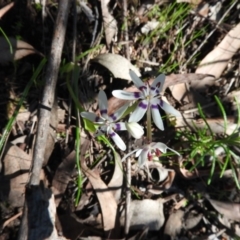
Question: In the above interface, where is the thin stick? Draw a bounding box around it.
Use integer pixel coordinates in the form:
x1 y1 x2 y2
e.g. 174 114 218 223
66 0 78 144
2 211 23 230
124 156 131 237
123 0 130 60
18 0 71 239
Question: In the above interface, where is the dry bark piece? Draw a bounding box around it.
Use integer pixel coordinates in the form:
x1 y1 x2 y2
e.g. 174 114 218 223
120 199 165 231
23 185 66 240
0 37 43 64
91 53 141 81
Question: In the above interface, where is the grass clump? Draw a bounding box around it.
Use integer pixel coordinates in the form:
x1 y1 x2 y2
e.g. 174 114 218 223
176 96 240 189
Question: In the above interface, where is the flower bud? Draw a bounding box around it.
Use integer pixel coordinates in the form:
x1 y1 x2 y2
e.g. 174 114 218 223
125 122 144 139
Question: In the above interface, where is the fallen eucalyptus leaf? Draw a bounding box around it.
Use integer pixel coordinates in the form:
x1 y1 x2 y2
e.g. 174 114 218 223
91 53 141 81
82 163 120 237
0 2 14 18
207 197 240 221
0 37 43 64
101 0 117 47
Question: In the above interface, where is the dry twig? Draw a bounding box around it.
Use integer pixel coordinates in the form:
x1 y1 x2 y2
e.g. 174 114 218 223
18 0 71 239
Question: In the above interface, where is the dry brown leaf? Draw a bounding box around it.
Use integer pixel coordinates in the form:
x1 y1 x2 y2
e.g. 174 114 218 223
82 164 119 236
52 138 90 207
207 197 240 221
101 0 117 47
164 209 184 238
193 22 240 88
92 53 141 81
170 20 240 101
107 152 123 201
175 116 237 135
0 37 43 64
177 0 203 4
0 144 31 207
0 2 14 18
51 151 77 207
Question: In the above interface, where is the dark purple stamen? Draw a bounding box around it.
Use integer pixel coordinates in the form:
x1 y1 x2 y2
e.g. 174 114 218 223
110 114 117 121
100 109 108 115
151 104 158 109
159 99 164 107
95 116 100 122
156 82 161 88
139 101 148 109
139 86 147 92
114 123 121 131
134 92 141 98
109 131 116 137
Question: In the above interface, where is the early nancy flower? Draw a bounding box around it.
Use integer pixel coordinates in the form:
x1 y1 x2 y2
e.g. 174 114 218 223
81 90 143 151
112 70 181 130
122 142 180 167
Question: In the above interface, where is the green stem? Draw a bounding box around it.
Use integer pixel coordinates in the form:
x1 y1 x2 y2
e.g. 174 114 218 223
146 106 152 143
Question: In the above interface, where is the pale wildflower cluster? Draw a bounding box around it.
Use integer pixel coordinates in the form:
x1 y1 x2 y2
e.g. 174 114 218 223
81 70 181 166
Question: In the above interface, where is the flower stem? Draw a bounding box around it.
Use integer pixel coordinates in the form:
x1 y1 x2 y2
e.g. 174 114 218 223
146 106 152 143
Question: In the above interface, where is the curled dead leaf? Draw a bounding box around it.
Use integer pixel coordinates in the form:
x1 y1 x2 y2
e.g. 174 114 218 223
0 2 14 18
146 162 176 194
207 197 240 221
0 37 44 64
91 53 141 81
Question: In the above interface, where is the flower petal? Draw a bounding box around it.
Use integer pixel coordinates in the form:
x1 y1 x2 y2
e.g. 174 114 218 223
138 146 149 166
112 122 127 131
151 74 165 93
135 148 143 157
112 90 143 100
151 142 168 153
151 104 164 131
109 103 129 121
81 112 105 123
159 99 181 117
98 90 108 118
122 149 138 162
129 69 145 89
125 122 144 139
153 142 180 156
109 129 126 151
129 100 148 123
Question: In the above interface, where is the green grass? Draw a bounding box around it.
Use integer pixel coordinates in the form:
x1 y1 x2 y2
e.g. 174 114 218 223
175 96 240 188
135 1 208 73
0 58 47 158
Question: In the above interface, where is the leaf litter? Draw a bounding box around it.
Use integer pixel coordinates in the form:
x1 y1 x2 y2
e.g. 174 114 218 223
0 0 240 239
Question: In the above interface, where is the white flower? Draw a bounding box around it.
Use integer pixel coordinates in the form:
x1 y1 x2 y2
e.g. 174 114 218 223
112 70 181 130
81 90 128 151
125 122 144 139
122 142 180 167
